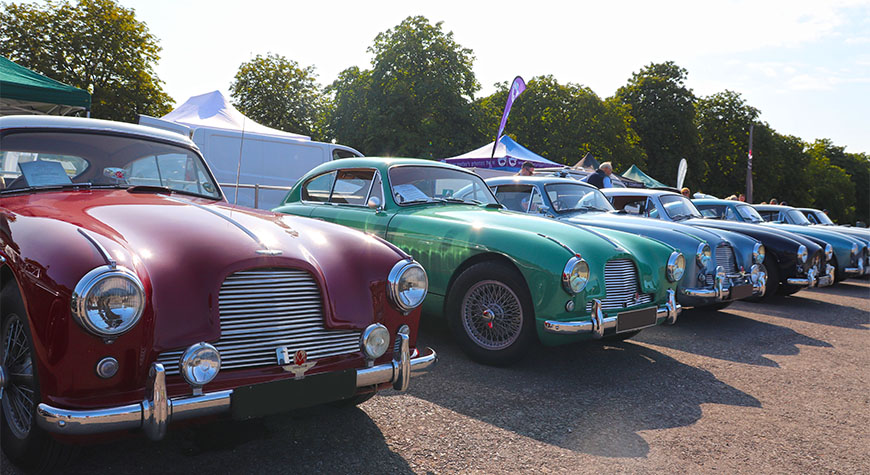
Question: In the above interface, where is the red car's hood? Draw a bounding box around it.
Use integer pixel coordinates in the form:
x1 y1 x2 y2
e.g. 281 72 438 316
2 189 408 350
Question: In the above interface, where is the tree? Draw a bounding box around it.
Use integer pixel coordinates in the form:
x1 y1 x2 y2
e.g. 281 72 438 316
474 75 646 171
230 53 328 140
805 140 860 224
327 16 480 157
0 0 173 122
615 62 699 186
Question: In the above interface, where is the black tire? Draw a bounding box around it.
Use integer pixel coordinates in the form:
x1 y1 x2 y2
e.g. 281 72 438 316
330 392 376 408
1 284 76 473
601 330 642 342
831 256 847 283
746 262 779 302
446 261 535 366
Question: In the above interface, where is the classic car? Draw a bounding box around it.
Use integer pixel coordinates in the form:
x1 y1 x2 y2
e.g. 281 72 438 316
0 116 436 471
273 158 683 366
482 176 766 308
696 201 867 281
602 190 831 297
796 208 870 250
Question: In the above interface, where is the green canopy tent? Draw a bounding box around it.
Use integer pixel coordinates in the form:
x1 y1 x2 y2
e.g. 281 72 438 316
0 56 90 116
621 164 676 190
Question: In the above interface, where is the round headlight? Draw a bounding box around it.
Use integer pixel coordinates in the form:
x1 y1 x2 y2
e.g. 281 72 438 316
797 245 808 264
180 342 221 387
696 243 712 268
562 256 590 294
851 242 859 256
388 260 428 312
667 252 686 283
361 324 390 360
71 265 145 338
753 243 766 264
824 244 833 261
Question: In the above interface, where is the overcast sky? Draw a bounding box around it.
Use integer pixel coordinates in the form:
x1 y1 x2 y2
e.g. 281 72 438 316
121 0 870 154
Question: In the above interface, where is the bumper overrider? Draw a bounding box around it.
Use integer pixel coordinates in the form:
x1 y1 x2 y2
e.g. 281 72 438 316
788 264 835 288
35 335 436 440
543 289 681 336
844 256 865 276
682 265 766 300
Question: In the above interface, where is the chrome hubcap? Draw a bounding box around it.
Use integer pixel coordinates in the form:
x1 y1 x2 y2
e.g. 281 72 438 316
461 280 523 351
2 315 35 438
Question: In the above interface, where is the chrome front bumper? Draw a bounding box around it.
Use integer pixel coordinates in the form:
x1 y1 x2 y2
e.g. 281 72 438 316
36 337 436 440
787 264 835 288
844 258 865 276
543 289 681 336
682 265 766 300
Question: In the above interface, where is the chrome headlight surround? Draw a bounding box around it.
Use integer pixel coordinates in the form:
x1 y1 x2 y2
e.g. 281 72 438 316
361 323 390 360
666 252 686 283
387 260 428 313
71 265 145 339
824 244 833 261
796 245 808 266
696 243 712 269
752 243 766 264
179 342 221 393
562 256 590 294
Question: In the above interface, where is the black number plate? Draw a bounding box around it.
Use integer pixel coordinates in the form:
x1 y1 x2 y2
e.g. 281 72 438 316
616 307 657 333
231 369 357 420
730 284 753 300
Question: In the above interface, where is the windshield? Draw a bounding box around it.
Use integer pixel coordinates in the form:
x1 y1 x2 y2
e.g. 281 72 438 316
544 183 613 213
0 131 221 199
808 210 834 225
786 209 811 225
736 204 764 223
388 166 497 205
660 194 702 220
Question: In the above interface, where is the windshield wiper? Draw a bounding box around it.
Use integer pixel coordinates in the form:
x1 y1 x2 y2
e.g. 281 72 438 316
1 182 92 194
670 214 693 221
126 184 218 200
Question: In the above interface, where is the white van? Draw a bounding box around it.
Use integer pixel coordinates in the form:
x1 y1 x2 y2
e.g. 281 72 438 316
138 92 362 210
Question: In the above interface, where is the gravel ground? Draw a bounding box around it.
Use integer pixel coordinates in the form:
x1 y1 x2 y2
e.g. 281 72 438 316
2 280 868 474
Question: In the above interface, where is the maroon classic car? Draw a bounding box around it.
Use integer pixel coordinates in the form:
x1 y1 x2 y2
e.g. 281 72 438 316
0 116 435 470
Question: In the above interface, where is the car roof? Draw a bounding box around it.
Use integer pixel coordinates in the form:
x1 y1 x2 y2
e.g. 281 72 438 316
0 115 197 148
796 207 819 213
322 156 470 172
600 188 678 197
753 204 795 211
694 199 749 205
485 175 595 187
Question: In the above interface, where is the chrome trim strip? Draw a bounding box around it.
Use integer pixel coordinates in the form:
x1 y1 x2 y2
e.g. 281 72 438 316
77 228 116 268
36 347 436 438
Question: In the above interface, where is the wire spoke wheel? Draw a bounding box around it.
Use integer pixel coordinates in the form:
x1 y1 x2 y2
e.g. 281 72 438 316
461 280 524 351
2 315 34 439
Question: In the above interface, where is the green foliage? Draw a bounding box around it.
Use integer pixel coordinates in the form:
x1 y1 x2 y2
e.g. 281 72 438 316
0 0 172 122
327 16 480 157
615 61 699 187
474 75 646 171
230 53 327 140
805 140 862 224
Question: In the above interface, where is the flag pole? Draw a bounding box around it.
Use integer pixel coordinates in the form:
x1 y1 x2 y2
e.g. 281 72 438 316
746 124 754 203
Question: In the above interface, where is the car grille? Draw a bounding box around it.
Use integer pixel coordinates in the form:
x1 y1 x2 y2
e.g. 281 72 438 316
156 268 362 376
715 244 738 273
586 259 653 312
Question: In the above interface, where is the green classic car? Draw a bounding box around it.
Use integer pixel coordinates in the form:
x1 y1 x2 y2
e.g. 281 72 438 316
274 158 682 365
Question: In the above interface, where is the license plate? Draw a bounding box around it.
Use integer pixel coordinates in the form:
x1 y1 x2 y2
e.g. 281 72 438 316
730 284 753 300
616 307 657 333
231 369 357 420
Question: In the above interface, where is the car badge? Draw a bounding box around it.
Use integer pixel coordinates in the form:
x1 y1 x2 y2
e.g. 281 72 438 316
276 347 316 380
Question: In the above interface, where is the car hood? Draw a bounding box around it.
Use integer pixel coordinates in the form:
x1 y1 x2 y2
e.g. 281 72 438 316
559 211 728 246
3 190 408 350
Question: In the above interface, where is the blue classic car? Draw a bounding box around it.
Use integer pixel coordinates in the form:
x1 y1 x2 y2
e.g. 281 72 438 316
602 190 831 297
482 176 766 309
694 200 867 281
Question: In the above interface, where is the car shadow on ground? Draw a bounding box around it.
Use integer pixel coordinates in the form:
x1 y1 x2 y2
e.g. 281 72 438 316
636 304 832 367
740 289 870 330
42 404 414 474
396 317 761 459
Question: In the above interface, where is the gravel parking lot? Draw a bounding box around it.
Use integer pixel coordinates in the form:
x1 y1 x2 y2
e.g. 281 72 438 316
3 281 868 474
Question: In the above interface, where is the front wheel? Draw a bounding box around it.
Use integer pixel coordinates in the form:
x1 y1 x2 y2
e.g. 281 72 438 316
1 285 75 473
446 261 536 366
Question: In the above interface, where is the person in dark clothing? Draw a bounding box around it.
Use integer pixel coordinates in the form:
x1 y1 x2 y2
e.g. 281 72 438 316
584 162 613 189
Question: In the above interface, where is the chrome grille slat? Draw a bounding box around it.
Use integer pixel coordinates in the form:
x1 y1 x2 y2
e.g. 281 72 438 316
586 259 654 312
156 268 362 376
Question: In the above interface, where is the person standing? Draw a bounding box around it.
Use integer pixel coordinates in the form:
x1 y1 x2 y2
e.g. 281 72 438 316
517 161 535 176
584 162 613 189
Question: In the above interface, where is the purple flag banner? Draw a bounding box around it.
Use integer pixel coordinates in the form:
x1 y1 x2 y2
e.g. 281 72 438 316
491 76 526 158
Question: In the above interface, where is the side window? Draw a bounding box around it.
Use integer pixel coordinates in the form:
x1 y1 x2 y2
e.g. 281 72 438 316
368 171 384 205
619 197 647 215
528 188 544 213
724 206 738 220
332 149 359 160
806 213 818 224
493 184 535 212
302 171 336 202
331 169 375 205
645 199 659 218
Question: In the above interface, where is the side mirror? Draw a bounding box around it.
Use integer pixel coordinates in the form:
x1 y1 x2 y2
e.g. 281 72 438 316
367 196 382 210
537 205 550 214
